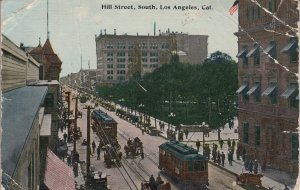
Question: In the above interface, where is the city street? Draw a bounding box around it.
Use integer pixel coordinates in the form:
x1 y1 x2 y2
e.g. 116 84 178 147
65 92 245 190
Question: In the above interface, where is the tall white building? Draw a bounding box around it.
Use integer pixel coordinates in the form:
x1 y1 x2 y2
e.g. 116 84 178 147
95 30 208 85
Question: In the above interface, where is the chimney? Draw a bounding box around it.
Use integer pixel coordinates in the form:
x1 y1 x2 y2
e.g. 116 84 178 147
114 29 116 35
137 32 139 36
154 22 156 36
20 43 25 51
100 29 103 35
148 33 149 36
104 29 106 35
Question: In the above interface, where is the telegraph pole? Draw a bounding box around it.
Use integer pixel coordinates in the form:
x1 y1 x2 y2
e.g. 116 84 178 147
84 105 94 185
73 96 79 152
65 91 71 140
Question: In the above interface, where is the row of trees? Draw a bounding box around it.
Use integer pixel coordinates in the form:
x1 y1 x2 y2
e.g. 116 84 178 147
96 51 238 131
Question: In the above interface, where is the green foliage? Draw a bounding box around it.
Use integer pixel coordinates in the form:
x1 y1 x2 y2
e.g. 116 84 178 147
97 51 238 128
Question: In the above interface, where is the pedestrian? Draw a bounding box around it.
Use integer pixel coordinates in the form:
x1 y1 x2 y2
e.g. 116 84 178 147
227 138 231 148
184 130 189 139
261 160 266 173
249 160 253 173
92 140 96 153
63 132 68 142
217 151 221 165
162 123 165 131
253 160 258 174
219 139 224 149
97 146 101 160
207 145 211 159
228 151 233 166
221 152 225 167
149 175 156 190
196 139 200 151
232 139 236 150
159 122 162 131
283 184 289 190
67 154 72 166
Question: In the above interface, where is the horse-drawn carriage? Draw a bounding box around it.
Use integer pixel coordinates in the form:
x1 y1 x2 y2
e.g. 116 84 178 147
141 181 171 190
124 137 144 158
103 144 122 168
236 172 263 188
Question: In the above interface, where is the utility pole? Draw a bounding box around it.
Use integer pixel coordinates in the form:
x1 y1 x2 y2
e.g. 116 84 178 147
84 105 94 185
65 91 71 140
73 96 79 152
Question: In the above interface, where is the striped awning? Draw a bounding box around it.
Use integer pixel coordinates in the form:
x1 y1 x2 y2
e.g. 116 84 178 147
44 149 75 190
236 84 248 94
281 85 298 99
262 84 276 96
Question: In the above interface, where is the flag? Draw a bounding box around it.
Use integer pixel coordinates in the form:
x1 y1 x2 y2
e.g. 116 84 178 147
229 0 239 15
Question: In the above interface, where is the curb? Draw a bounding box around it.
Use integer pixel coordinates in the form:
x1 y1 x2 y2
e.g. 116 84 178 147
208 160 238 177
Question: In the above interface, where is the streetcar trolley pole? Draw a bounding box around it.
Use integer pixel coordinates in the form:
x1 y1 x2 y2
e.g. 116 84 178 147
84 105 94 185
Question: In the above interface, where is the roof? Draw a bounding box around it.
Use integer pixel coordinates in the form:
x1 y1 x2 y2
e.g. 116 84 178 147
44 149 75 190
92 109 117 124
2 86 48 176
28 80 60 86
159 141 207 161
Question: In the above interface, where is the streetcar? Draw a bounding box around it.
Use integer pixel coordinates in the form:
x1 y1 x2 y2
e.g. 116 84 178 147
158 141 209 190
91 109 118 147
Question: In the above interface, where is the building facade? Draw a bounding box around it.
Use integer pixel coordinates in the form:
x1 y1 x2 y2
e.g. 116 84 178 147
235 0 299 176
95 30 208 85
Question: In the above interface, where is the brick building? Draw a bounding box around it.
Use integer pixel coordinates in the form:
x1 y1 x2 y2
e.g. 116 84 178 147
95 30 208 85
29 39 62 81
235 0 299 176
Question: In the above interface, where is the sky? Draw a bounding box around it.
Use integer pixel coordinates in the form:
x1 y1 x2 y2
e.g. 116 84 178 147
3 0 239 77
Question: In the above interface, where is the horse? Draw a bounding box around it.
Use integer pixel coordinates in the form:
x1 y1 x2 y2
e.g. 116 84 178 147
158 182 171 190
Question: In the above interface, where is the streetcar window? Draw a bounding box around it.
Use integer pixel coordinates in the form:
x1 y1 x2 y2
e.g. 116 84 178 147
188 161 206 171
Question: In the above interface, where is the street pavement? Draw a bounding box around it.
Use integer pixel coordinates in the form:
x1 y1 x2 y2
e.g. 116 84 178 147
59 88 297 190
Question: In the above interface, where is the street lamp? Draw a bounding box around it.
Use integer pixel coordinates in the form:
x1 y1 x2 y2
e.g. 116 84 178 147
200 122 210 150
168 112 176 130
138 104 145 123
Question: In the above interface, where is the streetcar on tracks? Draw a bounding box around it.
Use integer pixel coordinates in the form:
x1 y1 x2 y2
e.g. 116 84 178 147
158 141 209 190
91 109 118 148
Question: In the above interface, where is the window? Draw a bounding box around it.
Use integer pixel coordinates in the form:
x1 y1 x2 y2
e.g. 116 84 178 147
262 83 278 105
150 52 158 57
107 76 113 80
290 51 298 64
117 43 126 49
128 42 134 49
117 64 126 68
292 133 299 160
150 43 158 49
142 52 147 57
117 58 126 62
253 46 260 65
107 52 113 57
150 58 159 62
117 76 125 81
247 82 261 102
117 52 126 57
117 70 126 74
162 43 170 49
107 58 113 62
237 45 248 66
268 0 277 13
106 43 114 49
45 93 54 107
281 84 299 108
142 58 148 62
107 70 113 74
243 123 249 143
255 126 260 146
107 64 113 69
141 43 147 49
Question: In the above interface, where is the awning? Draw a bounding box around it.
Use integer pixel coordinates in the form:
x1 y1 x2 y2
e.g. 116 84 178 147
265 43 275 54
40 114 52 136
262 84 276 96
246 45 259 57
247 84 260 95
236 84 248 94
281 40 298 53
44 149 75 190
281 85 298 99
236 48 247 58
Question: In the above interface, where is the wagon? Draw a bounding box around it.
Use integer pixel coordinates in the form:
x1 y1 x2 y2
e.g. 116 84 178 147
236 173 263 187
